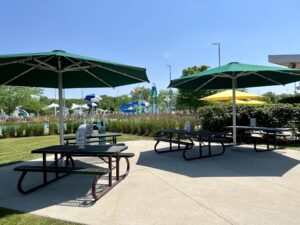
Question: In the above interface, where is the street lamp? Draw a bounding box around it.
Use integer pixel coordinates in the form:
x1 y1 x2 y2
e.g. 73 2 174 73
166 65 172 113
212 43 221 67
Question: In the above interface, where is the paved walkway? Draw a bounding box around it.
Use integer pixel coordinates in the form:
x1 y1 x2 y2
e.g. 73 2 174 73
1 141 300 225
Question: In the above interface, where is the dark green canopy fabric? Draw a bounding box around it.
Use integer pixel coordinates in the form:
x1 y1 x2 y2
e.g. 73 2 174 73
169 62 300 90
0 50 149 145
0 50 149 88
169 62 300 149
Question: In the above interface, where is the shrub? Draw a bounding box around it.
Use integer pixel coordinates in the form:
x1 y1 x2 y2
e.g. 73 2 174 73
198 104 300 132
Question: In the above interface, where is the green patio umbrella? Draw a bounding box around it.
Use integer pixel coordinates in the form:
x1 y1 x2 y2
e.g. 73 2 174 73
0 50 149 144
169 62 300 149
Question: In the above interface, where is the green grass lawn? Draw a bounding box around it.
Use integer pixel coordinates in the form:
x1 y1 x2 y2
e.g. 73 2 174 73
0 133 152 167
0 207 80 225
0 133 151 224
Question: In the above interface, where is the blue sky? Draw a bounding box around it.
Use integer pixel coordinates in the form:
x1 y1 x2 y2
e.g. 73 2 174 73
1 0 300 98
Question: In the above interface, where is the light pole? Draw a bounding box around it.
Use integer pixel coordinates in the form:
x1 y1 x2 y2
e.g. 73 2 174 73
212 43 221 66
166 65 172 113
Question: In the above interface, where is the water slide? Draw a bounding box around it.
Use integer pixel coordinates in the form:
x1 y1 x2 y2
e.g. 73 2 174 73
119 100 146 114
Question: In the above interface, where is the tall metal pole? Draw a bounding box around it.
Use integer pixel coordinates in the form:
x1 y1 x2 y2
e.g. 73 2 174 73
166 65 172 113
232 76 237 149
212 43 221 66
57 57 64 145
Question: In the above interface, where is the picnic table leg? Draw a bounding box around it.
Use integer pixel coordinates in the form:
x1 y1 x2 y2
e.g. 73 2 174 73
169 133 172 151
199 135 203 158
208 136 212 156
43 153 47 184
116 154 120 181
54 153 58 178
274 132 277 149
108 156 112 186
266 132 270 150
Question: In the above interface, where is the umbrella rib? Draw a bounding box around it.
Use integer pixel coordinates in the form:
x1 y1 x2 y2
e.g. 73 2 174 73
62 57 93 71
65 66 92 72
63 57 113 87
195 76 218 91
86 61 147 82
253 72 283 85
1 67 35 85
23 56 57 71
171 75 204 87
271 70 300 77
0 57 33 67
84 69 113 87
1 56 55 85
23 62 56 71
235 71 254 77
33 56 56 70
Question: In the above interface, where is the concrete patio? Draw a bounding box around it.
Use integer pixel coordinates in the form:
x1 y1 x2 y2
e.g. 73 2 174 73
1 140 300 225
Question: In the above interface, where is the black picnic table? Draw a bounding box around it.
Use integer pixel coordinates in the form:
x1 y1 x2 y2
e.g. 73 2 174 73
225 126 293 151
64 132 122 145
14 144 134 200
154 129 232 160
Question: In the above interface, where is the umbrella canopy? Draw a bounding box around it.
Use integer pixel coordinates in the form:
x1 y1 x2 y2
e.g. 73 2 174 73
0 50 149 144
87 102 97 107
169 62 300 89
169 62 300 149
245 100 267 105
200 90 262 101
42 102 59 110
71 103 92 110
91 96 102 102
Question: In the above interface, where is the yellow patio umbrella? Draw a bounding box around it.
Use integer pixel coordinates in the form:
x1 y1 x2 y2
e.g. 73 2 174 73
235 99 248 104
245 100 267 105
200 90 262 101
234 99 267 105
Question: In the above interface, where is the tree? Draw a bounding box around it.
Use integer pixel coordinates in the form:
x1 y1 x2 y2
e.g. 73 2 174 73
0 86 43 115
158 89 177 112
130 86 151 102
175 65 217 111
262 92 280 103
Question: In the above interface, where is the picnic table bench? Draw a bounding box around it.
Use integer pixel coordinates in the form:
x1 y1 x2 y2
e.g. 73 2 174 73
14 145 134 201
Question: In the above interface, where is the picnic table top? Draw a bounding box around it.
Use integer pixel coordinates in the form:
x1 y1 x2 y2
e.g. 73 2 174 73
64 132 122 140
31 144 128 156
158 129 223 137
225 126 292 132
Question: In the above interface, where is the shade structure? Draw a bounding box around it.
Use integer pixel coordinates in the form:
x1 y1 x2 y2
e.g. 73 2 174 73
87 102 97 107
71 103 89 110
169 62 300 149
200 90 262 101
42 102 59 115
245 100 267 105
235 99 248 104
0 50 149 145
42 102 59 110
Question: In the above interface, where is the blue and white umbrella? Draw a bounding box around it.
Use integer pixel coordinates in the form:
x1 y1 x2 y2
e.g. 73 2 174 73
85 94 102 102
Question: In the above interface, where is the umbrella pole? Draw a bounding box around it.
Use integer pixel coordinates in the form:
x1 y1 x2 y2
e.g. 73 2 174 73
232 76 237 149
58 71 64 146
